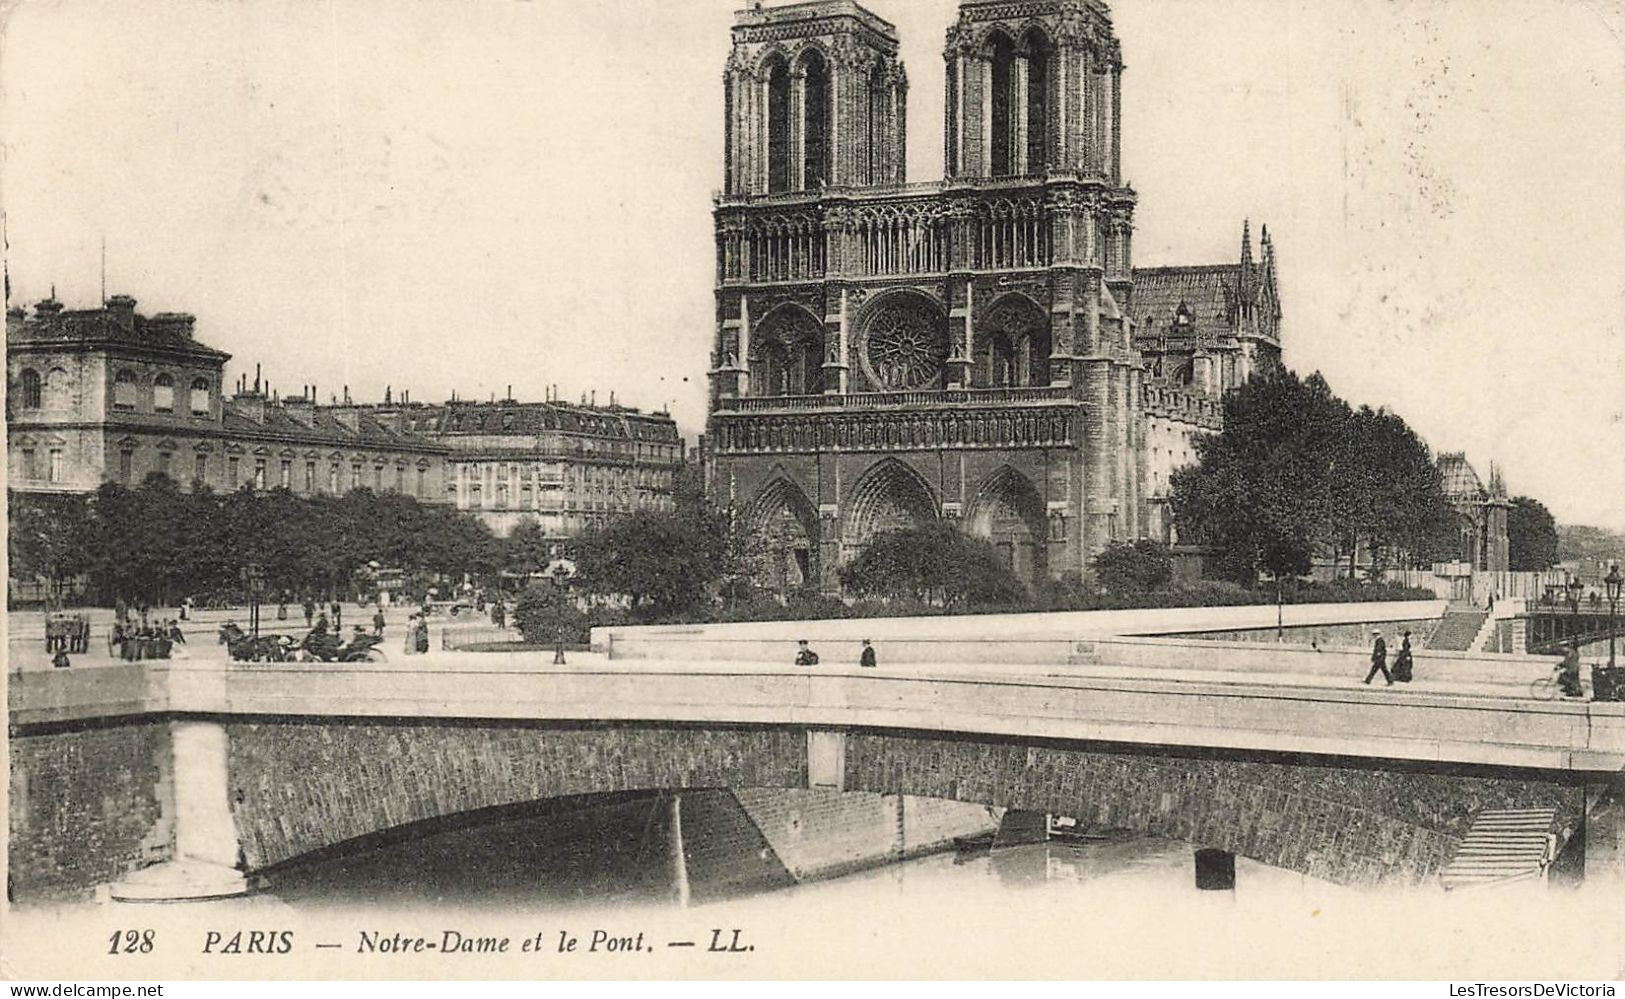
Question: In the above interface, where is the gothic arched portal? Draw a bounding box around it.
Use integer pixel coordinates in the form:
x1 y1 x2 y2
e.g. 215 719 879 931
743 476 820 594
966 465 1048 586
844 458 938 558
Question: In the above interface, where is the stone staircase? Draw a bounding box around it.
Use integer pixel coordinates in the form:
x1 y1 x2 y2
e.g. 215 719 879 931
1439 808 1557 891
1429 607 1491 651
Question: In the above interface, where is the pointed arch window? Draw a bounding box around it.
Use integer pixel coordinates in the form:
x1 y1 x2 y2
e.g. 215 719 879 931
765 56 792 194
1023 29 1053 172
802 50 831 189
988 33 1016 177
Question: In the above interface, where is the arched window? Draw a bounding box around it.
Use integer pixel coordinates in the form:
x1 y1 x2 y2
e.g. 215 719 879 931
190 378 210 415
153 373 175 412
113 370 140 411
1023 29 1053 173
988 32 1016 177
802 50 831 189
44 368 70 410
765 56 792 194
19 369 41 409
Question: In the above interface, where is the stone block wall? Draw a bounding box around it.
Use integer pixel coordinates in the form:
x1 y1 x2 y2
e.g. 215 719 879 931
1165 617 1442 649
9 722 174 901
843 732 1583 886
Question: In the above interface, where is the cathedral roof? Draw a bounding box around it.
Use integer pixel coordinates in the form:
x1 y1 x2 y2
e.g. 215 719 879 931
1437 452 1486 499
1131 265 1242 343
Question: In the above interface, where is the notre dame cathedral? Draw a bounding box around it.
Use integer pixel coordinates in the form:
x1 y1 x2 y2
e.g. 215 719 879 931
705 0 1282 593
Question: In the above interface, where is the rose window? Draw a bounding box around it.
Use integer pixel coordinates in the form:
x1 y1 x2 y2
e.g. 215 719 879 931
864 303 947 390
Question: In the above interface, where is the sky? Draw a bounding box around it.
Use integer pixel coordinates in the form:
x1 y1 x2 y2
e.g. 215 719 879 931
3 0 1622 529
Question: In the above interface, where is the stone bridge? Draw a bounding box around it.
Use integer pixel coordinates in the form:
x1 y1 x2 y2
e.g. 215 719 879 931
10 645 1624 901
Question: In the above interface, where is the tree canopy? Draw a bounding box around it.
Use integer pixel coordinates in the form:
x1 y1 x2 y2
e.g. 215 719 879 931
1170 368 1455 584
839 522 1026 607
1091 540 1174 594
1507 495 1560 571
9 477 502 606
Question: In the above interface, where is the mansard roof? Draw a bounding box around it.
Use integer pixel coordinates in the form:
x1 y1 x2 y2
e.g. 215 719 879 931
220 402 446 452
401 401 681 443
6 299 228 363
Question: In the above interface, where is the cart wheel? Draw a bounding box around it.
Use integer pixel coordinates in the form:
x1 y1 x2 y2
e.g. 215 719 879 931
364 647 388 663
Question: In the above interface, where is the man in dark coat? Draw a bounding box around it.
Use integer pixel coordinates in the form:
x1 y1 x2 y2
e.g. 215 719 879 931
859 639 877 668
794 640 820 666
1363 629 1393 686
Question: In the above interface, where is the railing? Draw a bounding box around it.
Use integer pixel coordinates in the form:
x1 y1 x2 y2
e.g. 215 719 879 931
715 385 1074 413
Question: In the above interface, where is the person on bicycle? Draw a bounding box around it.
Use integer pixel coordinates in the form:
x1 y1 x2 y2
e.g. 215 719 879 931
1558 643 1584 698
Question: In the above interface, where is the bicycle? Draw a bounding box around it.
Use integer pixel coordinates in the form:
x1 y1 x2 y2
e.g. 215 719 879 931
1530 665 1582 701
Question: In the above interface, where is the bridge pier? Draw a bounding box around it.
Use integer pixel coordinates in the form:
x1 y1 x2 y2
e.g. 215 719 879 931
1194 848 1236 891
109 721 246 902
1583 773 1625 889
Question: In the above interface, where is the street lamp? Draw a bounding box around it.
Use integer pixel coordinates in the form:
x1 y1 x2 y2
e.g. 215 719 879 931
1567 576 1585 615
1606 563 1622 670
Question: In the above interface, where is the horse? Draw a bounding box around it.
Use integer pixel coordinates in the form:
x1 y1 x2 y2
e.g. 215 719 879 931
217 622 293 662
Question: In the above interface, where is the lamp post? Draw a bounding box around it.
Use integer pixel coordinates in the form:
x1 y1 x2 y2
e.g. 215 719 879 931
1606 563 1621 670
240 563 265 639
1568 576 1585 616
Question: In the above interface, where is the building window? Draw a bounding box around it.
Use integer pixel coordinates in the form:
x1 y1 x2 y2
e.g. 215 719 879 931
228 456 240 487
496 483 509 509
305 461 316 493
351 462 362 489
417 467 427 498
253 458 267 490
280 459 292 489
49 449 63 484
21 448 36 479
158 451 173 478
329 463 340 493
119 449 134 483
44 368 70 410
153 374 175 412
374 464 383 491
194 454 207 484
19 370 41 409
113 370 140 411
190 378 210 415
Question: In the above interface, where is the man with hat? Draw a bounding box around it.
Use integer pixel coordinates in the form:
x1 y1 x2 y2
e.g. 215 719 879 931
1363 629 1393 686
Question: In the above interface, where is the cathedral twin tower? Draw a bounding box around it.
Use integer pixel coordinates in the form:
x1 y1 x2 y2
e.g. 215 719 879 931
706 0 1281 595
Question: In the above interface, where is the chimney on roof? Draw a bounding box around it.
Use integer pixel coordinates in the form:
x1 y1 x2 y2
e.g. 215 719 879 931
105 294 137 330
148 312 196 340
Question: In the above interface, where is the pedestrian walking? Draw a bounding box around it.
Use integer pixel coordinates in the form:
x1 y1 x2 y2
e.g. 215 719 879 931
1363 629 1393 686
414 616 430 655
331 601 343 631
794 640 820 666
859 639 877 668
1392 631 1414 682
303 600 315 627
554 630 567 665
372 608 386 637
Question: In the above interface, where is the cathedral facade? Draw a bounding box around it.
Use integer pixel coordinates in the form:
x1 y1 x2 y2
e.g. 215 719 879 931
705 0 1280 592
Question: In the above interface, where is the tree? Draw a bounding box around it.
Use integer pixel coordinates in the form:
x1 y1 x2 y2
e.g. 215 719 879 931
513 582 588 645
1507 496 1560 571
574 508 724 618
1092 540 1173 594
7 491 93 602
1171 368 1455 584
839 523 1025 608
504 520 553 578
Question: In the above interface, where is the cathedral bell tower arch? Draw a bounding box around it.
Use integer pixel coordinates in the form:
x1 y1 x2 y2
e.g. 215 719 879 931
722 3 907 198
